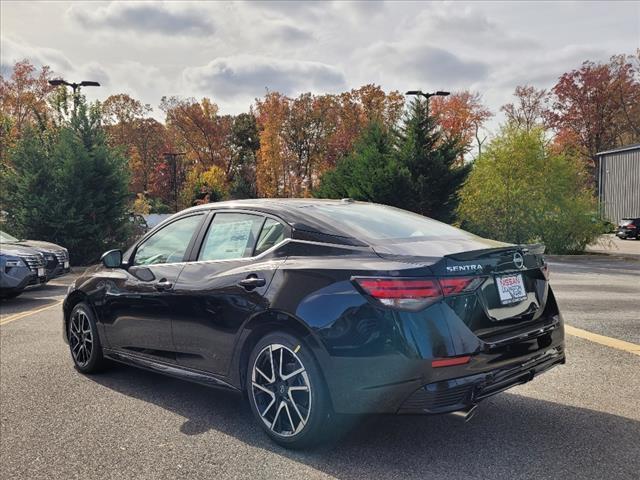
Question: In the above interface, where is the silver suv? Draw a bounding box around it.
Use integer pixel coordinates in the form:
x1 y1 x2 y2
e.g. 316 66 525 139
0 244 47 299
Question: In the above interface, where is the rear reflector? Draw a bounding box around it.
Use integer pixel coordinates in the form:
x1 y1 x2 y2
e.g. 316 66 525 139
353 276 483 311
432 356 471 368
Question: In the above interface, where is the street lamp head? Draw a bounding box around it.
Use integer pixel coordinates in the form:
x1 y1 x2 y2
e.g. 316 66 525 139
79 81 101 87
405 90 423 96
48 79 68 87
435 91 450 97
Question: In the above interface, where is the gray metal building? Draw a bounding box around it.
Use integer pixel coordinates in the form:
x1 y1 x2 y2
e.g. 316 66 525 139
597 144 640 223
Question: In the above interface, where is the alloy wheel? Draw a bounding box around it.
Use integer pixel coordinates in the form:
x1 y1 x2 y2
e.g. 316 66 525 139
69 310 93 367
251 344 311 437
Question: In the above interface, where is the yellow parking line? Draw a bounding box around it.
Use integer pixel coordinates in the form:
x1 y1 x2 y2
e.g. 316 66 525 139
0 300 63 326
565 325 640 356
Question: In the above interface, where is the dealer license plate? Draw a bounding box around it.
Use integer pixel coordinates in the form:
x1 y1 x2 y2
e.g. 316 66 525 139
38 268 45 277
496 274 526 304
64 261 69 268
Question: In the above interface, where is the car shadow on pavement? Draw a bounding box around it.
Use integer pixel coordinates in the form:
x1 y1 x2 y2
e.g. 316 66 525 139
87 363 640 480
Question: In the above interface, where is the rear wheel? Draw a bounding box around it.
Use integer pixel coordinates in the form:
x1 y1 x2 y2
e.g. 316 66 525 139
68 302 106 373
246 331 339 449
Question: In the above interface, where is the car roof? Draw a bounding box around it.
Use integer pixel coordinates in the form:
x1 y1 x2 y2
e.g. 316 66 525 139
177 198 365 239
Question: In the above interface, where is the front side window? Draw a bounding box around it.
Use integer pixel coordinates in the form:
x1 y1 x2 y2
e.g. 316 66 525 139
199 213 264 261
134 214 203 266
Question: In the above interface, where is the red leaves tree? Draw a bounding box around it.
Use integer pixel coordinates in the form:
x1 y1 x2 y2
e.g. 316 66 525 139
430 90 493 160
102 94 167 195
546 54 640 170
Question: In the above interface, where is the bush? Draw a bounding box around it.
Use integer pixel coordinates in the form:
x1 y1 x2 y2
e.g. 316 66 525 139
457 126 603 254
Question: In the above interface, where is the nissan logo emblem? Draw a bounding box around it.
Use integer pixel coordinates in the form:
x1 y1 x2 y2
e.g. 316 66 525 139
513 252 524 269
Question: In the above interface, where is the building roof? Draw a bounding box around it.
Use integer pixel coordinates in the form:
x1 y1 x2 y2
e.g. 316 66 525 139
597 144 640 156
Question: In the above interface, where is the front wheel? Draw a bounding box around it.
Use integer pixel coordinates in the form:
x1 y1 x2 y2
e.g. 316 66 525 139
68 302 107 373
246 331 340 449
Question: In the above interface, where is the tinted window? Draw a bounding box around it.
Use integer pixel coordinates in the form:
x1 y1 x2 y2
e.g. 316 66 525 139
254 218 286 255
199 213 264 261
307 203 472 242
134 214 203 265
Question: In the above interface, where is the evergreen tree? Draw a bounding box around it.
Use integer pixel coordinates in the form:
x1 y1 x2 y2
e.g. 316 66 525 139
397 98 469 222
5 100 131 264
314 122 412 206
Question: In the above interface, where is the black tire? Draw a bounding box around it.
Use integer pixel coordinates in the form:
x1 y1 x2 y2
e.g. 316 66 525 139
68 302 107 374
246 331 341 449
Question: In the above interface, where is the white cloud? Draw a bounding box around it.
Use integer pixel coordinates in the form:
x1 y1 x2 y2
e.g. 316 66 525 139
182 55 346 99
1 1 637 128
67 2 215 36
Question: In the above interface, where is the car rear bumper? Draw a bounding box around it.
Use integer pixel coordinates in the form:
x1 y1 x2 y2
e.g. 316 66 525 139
397 345 564 414
323 314 565 415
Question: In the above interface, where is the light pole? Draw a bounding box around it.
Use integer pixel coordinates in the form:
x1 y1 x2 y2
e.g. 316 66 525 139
48 79 101 112
405 90 450 115
163 152 186 212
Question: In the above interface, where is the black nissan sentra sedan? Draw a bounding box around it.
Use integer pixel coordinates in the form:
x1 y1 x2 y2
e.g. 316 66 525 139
63 199 565 448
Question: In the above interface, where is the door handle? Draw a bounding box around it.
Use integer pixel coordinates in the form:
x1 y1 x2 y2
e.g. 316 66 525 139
154 279 173 291
239 276 266 289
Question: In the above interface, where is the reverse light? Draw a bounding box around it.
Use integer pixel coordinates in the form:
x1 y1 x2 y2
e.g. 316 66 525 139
353 276 483 311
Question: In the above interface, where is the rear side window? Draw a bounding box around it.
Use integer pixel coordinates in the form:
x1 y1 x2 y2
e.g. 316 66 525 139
134 214 203 266
254 218 286 255
307 203 472 242
199 213 264 261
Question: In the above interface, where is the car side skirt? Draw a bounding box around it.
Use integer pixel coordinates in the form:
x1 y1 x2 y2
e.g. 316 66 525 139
103 348 241 392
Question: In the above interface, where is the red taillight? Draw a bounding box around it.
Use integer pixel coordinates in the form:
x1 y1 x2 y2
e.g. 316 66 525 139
431 355 471 368
626 224 637 229
353 276 482 311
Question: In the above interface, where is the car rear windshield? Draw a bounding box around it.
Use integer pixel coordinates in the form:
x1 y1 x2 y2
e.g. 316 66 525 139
620 219 637 226
305 203 473 243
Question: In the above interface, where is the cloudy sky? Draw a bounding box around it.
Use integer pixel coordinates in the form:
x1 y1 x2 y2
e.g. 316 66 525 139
1 1 638 131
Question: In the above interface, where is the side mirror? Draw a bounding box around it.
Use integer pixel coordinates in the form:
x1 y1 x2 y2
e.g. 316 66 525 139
101 249 122 268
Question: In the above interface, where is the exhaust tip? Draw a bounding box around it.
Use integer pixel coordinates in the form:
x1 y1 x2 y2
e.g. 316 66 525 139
449 404 478 423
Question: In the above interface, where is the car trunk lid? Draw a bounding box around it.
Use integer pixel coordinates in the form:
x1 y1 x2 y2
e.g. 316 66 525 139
372 238 550 338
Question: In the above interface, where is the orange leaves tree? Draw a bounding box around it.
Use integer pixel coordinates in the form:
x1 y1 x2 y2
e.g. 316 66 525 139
430 90 492 161
255 85 404 198
102 94 167 195
0 60 56 164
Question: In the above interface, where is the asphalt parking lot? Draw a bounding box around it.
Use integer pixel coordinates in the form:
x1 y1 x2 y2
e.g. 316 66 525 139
1 256 639 480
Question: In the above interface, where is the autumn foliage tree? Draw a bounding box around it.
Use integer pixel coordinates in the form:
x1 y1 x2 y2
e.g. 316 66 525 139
430 90 492 161
501 85 549 132
546 53 640 171
255 85 404 198
102 94 167 195
0 60 55 164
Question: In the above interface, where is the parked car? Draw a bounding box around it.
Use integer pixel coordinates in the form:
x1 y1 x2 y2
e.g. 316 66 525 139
63 199 565 448
0 244 47 299
616 218 640 239
0 231 70 277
